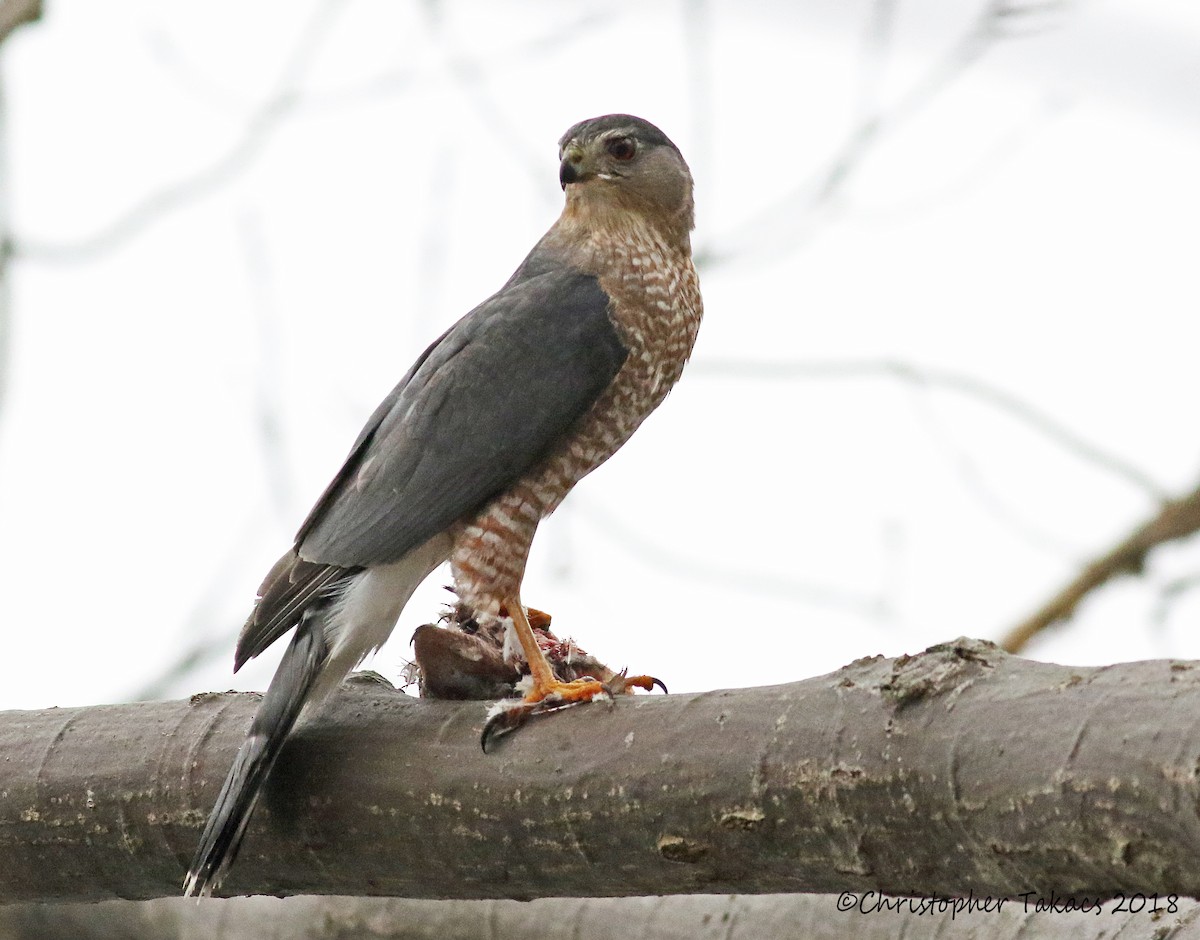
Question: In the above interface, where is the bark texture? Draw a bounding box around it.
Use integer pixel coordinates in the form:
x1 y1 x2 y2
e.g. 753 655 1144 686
3 894 1199 940
3 638 1200 903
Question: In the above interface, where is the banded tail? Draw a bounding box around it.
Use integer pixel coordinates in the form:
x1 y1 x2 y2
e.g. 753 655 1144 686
183 618 327 897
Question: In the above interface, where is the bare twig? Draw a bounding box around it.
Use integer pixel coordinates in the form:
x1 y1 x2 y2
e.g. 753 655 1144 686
410 137 456 344
1154 573 1200 629
1002 478 1200 652
127 513 266 702
690 357 1167 500
0 69 11 437
131 634 232 702
0 0 40 44
140 23 252 113
424 9 609 212
11 0 349 264
697 0 1072 268
683 0 714 211
0 0 42 439
854 93 1069 219
852 0 899 131
130 210 300 702
237 211 296 522
274 11 612 116
574 499 889 620
904 379 1082 557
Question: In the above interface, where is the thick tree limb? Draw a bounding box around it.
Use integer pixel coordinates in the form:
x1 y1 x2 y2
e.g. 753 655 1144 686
5 638 1200 904
1002 480 1200 652
3 894 1200 940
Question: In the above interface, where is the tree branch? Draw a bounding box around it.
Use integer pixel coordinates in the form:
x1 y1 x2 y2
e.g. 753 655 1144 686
1001 480 1200 652
0 0 42 440
10 0 346 264
574 498 889 618
696 0 1068 268
0 0 40 45
689 357 1167 500
4 893 1200 940
6 639 1200 904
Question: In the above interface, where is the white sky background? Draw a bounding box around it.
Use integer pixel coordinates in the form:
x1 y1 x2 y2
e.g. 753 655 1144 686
0 0 1198 711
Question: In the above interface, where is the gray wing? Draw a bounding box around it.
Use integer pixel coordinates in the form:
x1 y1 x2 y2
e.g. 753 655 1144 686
298 267 627 564
236 268 626 667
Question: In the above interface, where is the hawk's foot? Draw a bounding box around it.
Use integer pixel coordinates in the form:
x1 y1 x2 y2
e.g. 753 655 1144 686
480 597 667 751
480 670 667 751
481 678 607 751
606 670 668 696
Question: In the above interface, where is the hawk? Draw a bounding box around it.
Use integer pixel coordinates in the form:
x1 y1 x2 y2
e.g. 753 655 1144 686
184 114 702 896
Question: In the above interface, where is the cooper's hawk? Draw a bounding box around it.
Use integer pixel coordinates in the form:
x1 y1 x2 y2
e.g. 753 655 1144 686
184 114 702 897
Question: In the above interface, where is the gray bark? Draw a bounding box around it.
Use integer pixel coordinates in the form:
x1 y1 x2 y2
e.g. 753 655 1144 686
3 638 1200 905
2 894 1199 940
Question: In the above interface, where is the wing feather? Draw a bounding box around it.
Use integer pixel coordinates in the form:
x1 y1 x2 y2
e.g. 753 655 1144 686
297 267 626 568
235 554 354 670
236 266 626 666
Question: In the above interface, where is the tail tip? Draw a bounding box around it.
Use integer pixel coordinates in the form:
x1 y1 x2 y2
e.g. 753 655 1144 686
182 866 219 899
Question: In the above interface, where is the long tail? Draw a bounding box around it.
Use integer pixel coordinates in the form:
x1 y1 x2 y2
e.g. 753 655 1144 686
183 615 328 897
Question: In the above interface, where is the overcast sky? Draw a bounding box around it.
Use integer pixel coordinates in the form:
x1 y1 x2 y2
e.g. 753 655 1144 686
1 0 1198 711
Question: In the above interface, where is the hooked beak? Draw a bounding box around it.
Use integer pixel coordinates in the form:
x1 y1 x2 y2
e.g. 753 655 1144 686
559 143 591 190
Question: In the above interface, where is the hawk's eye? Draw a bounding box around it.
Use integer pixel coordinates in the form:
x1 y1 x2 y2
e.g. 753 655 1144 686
606 136 636 161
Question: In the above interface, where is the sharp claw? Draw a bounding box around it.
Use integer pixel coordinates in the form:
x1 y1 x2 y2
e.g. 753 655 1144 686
603 672 668 695
480 698 562 752
481 703 528 753
482 670 667 752
480 716 500 753
482 689 610 752
483 700 568 751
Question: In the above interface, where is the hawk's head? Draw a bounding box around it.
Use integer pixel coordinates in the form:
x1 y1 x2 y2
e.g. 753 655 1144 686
558 114 694 239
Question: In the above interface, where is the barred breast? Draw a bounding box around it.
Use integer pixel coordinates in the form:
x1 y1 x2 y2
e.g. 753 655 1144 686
450 222 703 622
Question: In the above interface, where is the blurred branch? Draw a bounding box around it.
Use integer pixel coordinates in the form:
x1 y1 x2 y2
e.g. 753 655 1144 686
1002 477 1200 653
853 0 899 128
282 11 612 116
132 632 232 703
905 380 1081 557
410 137 456 343
237 211 296 521
11 0 349 264
690 357 1167 500
697 0 1071 268
683 0 714 211
128 513 266 702
133 209 300 702
0 0 39 44
0 69 11 439
855 93 1068 219
575 499 890 620
424 8 609 211
1154 573 1200 629
0 0 40 439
